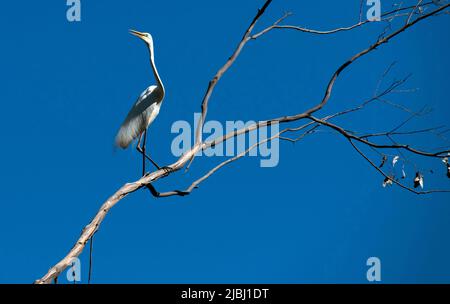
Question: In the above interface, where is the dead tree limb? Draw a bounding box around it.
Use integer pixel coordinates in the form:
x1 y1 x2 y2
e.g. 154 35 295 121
35 1 450 284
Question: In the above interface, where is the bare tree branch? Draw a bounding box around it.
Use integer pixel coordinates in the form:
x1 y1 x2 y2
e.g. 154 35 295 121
250 1 436 38
348 139 450 194
195 0 274 146
34 0 275 284
307 115 450 157
35 1 450 284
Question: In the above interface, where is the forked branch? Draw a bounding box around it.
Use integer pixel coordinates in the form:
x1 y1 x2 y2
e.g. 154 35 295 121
35 1 450 284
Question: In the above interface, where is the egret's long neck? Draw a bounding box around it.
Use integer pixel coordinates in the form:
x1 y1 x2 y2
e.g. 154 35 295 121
148 43 165 96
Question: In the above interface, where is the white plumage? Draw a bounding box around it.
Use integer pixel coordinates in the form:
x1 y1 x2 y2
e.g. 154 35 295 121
115 30 165 149
115 85 163 148
115 30 165 173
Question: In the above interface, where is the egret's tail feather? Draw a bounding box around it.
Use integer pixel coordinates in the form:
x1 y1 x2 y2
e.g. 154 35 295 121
115 103 151 149
115 127 133 148
115 120 143 149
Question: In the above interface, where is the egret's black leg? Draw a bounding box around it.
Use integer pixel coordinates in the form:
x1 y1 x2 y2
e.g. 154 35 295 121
147 156 162 170
137 131 170 175
137 131 159 175
138 130 162 170
142 130 147 176
136 132 146 176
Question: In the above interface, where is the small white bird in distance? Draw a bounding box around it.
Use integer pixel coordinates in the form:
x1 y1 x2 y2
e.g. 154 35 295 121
115 30 168 176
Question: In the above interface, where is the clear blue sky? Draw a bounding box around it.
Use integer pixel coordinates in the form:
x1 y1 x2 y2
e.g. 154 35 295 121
0 1 449 283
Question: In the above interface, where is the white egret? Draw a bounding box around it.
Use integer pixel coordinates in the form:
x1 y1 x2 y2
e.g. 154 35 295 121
115 30 166 175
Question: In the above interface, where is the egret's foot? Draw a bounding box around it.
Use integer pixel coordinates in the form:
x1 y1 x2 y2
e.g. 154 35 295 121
142 166 171 178
160 166 175 176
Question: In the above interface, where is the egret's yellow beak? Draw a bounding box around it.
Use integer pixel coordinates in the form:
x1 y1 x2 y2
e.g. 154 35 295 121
129 29 146 40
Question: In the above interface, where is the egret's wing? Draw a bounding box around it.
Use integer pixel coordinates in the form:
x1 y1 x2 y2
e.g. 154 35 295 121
115 85 163 148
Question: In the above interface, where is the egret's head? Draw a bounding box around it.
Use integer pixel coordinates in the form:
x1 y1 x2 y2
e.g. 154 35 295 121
129 29 153 46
